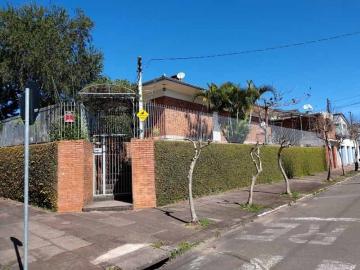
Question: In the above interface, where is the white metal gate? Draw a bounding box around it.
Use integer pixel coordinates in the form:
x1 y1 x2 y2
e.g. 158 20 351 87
93 134 132 200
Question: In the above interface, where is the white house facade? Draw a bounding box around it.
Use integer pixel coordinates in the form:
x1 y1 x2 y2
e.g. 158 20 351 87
333 113 358 167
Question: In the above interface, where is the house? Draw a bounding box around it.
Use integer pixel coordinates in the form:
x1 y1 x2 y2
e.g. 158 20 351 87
333 113 358 167
142 74 268 143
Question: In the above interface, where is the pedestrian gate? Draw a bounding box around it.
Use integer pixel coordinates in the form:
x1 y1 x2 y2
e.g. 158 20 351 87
93 134 132 200
79 83 137 202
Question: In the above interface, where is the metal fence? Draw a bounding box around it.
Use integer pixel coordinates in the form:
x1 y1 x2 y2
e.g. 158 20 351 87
270 125 324 146
0 101 325 147
0 102 89 147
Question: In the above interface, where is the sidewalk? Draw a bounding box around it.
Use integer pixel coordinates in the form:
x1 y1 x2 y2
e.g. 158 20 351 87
0 167 356 270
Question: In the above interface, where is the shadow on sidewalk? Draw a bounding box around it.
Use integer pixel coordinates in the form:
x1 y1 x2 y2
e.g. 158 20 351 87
156 208 188 224
10 237 23 270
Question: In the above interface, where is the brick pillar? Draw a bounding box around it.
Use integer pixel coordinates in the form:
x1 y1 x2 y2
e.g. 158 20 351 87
57 140 93 212
130 139 156 209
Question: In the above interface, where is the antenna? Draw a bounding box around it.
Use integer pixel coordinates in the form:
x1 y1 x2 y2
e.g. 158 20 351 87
176 72 185 81
303 104 313 113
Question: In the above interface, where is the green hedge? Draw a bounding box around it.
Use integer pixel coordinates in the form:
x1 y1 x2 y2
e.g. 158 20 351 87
0 142 58 210
155 141 327 206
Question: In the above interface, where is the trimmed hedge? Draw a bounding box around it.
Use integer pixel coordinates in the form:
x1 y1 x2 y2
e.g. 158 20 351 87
0 142 58 210
155 141 327 206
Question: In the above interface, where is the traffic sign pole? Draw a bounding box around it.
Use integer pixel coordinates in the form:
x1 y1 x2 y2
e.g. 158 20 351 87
24 87 30 270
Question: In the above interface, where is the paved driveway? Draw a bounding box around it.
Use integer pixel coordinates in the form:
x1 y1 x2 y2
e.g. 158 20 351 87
165 174 360 270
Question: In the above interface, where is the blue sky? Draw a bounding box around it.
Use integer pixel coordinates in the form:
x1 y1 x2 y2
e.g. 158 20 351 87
4 0 360 116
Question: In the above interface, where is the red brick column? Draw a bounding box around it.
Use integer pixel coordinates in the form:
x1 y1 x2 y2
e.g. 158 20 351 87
57 140 93 212
130 139 156 209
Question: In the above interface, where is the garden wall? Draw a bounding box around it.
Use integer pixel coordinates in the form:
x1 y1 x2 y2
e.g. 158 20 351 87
154 141 327 206
0 142 58 209
0 140 93 212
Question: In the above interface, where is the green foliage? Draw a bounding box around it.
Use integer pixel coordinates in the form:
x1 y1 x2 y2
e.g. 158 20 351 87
49 121 87 141
239 203 265 213
198 218 213 228
154 141 327 206
221 118 249 143
170 241 199 259
0 4 103 119
0 143 58 210
151 240 166 249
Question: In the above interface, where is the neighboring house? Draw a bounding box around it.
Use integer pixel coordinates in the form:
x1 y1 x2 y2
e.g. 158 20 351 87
142 75 268 143
333 113 358 167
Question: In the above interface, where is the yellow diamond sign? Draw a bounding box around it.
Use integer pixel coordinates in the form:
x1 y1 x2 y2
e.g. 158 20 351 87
137 109 149 121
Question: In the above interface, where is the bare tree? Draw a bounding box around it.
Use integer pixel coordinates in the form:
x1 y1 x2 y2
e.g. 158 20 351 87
335 135 345 176
313 114 334 181
272 126 298 195
247 142 263 205
185 138 211 224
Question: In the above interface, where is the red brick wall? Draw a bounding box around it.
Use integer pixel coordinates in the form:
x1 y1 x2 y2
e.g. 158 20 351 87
130 139 156 209
244 124 269 144
57 140 93 212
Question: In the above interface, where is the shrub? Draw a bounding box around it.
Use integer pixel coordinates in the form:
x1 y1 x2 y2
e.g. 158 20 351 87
154 141 327 206
0 142 58 210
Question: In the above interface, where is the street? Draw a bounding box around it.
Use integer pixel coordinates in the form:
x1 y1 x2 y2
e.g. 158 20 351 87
165 174 360 270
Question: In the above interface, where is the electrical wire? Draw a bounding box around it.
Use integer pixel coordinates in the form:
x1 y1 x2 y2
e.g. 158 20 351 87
147 31 360 63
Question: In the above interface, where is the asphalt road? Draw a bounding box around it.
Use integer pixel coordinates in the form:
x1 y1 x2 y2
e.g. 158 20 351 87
165 174 360 270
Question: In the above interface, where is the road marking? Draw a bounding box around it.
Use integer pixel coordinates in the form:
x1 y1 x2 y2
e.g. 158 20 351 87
240 254 283 270
289 224 347 245
316 259 356 270
91 243 147 265
237 223 299 242
282 217 360 222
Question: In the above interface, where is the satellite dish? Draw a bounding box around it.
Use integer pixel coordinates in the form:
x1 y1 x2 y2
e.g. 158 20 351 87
176 72 185 80
303 104 313 112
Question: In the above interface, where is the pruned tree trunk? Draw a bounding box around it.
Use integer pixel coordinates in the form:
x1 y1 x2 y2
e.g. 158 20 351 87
326 139 332 181
186 139 211 224
247 143 263 205
188 148 200 223
278 144 292 195
248 109 253 126
338 148 345 176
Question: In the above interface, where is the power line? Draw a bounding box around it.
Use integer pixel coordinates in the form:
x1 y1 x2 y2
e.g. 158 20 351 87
334 100 360 110
148 31 360 62
333 93 360 103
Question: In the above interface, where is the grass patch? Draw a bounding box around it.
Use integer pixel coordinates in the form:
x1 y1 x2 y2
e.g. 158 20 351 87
281 191 301 201
199 218 213 228
151 240 166 249
170 241 199 259
291 191 301 200
239 203 265 213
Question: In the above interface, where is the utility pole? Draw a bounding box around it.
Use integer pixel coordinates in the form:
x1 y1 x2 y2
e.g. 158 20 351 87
137 56 144 139
326 98 331 114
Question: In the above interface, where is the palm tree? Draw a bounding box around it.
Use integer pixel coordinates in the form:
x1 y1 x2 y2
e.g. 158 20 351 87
194 83 229 141
244 80 275 125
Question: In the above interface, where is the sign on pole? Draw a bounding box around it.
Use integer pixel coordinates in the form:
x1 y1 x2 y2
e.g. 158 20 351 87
20 80 40 125
137 109 149 122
